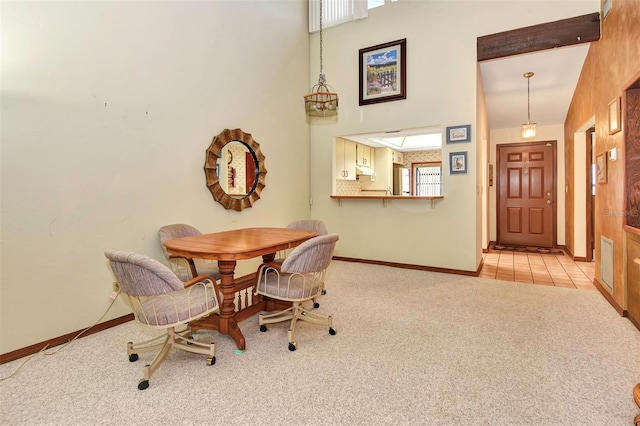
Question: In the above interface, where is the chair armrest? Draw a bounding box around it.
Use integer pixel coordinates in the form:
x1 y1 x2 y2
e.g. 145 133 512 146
170 256 198 279
167 256 198 281
253 262 282 294
183 275 217 288
183 275 222 306
259 261 282 271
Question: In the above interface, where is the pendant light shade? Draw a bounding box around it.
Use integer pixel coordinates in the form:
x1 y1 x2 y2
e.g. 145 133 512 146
304 0 338 117
304 74 339 117
521 71 536 138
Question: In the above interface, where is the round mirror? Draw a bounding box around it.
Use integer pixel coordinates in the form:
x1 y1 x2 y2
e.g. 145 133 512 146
204 128 267 211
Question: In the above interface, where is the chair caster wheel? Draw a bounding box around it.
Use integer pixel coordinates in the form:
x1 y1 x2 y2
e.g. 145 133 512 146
313 302 320 309
260 325 267 332
321 290 327 295
329 327 337 335
207 356 216 366
288 342 297 351
138 379 149 390
129 353 139 362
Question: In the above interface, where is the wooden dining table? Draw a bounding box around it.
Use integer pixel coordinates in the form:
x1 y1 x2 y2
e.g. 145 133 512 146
163 227 317 351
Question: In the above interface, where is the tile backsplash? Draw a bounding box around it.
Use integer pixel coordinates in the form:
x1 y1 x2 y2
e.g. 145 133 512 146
335 179 361 195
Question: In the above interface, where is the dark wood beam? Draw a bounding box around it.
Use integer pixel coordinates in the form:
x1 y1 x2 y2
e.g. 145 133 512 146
477 12 600 61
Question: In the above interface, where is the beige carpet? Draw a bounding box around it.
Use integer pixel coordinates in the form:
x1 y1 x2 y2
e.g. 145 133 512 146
1 261 638 425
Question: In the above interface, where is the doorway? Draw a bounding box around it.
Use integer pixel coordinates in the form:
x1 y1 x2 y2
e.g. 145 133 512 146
497 141 557 247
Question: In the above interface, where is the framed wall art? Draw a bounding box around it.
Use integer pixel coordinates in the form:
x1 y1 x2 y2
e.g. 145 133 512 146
359 38 406 106
596 152 608 183
608 97 621 134
446 124 471 143
449 151 468 174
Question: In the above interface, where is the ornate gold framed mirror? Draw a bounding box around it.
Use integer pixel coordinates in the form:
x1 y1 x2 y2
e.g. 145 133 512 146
204 128 267 211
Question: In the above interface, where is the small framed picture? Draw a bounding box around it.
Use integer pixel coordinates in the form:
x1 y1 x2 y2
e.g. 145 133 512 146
446 124 471 143
449 151 468 174
359 39 407 106
596 152 607 183
608 97 621 134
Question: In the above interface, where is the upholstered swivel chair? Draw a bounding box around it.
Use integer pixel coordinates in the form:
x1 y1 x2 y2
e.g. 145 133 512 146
158 224 221 282
255 233 339 351
275 219 329 305
287 219 328 236
105 249 221 390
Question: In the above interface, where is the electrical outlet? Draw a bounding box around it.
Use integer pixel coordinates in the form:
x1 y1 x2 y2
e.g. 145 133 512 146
112 281 120 292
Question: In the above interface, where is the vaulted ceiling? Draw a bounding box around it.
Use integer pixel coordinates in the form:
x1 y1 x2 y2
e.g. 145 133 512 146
478 12 599 131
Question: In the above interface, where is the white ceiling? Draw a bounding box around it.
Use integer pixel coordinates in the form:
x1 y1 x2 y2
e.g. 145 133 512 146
479 44 590 130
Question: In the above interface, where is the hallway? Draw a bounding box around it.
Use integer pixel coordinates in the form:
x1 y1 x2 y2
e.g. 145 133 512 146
480 248 596 290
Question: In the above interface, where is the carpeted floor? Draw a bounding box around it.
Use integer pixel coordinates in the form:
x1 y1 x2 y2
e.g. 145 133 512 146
1 261 638 425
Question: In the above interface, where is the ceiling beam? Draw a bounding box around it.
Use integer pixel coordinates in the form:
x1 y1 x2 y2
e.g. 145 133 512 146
477 12 600 62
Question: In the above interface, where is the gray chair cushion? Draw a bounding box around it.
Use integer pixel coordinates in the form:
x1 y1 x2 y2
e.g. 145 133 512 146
257 269 323 300
135 283 219 326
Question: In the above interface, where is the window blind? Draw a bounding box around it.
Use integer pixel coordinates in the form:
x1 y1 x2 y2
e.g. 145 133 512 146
309 0 368 33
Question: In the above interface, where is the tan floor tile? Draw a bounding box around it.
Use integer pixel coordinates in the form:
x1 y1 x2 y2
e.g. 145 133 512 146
481 248 595 290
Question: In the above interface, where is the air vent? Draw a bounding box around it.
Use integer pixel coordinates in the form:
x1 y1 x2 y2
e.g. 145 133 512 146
600 236 614 292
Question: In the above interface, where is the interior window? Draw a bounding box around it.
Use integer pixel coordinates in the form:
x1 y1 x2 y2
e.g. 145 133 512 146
333 126 443 197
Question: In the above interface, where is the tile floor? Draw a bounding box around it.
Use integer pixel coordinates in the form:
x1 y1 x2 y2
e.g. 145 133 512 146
480 247 596 290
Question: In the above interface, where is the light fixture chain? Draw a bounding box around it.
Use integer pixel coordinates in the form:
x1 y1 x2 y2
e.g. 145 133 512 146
527 75 531 123
319 0 323 74
304 0 338 118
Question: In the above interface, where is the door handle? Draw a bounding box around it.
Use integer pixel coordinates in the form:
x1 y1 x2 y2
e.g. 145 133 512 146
546 199 552 205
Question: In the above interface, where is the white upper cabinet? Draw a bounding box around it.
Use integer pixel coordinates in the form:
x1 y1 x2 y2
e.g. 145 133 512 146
335 138 357 181
392 150 404 165
356 143 373 167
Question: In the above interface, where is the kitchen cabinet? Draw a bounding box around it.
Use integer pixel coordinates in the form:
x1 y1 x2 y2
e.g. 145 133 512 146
392 150 404 165
356 144 373 168
361 147 393 192
335 138 357 181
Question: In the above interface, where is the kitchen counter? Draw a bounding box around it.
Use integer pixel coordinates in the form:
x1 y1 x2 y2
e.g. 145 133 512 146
330 194 443 207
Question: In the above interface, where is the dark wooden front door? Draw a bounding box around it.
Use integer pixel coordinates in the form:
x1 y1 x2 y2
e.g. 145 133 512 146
497 141 556 247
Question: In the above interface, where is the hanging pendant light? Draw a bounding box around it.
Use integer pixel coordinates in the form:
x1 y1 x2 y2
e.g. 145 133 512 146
521 71 536 138
304 0 338 117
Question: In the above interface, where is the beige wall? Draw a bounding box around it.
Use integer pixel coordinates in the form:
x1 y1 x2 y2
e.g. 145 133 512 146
564 0 640 309
0 1 310 354
310 1 596 272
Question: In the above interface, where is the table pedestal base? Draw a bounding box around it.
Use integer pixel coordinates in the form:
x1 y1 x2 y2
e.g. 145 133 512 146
189 272 291 350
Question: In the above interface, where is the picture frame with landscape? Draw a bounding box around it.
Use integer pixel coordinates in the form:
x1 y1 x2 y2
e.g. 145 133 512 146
359 39 406 106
